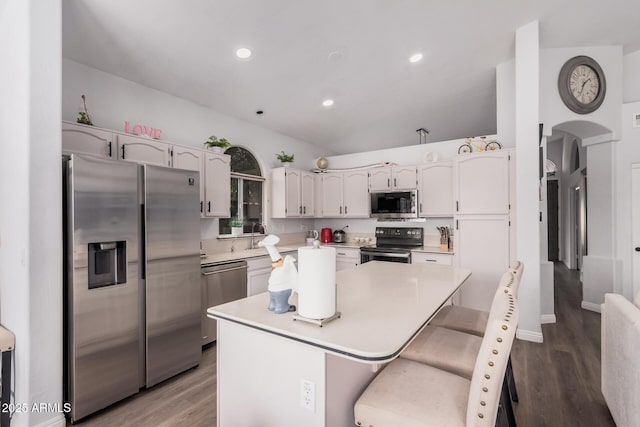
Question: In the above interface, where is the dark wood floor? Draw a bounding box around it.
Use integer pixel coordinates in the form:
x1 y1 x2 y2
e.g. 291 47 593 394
511 262 615 427
73 262 614 426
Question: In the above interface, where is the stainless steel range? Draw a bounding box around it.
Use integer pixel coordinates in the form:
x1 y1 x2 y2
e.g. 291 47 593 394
360 227 424 264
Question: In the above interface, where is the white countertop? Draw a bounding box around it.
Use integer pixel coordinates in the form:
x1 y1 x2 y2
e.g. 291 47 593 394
412 245 454 254
200 247 298 265
208 261 471 362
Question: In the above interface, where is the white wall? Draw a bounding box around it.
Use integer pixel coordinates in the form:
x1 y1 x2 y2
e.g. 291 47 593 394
614 101 640 300
496 59 515 145
540 46 623 141
623 50 640 103
513 21 542 342
62 59 335 239
0 1 63 426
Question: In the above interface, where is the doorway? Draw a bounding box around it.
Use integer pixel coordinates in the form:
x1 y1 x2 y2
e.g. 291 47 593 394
547 180 559 261
573 174 587 271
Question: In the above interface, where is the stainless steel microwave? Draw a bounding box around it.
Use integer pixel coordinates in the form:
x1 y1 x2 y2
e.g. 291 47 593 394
370 190 418 219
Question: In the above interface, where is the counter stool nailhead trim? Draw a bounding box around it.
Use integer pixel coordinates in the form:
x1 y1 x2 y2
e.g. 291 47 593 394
482 387 488 392
478 413 484 418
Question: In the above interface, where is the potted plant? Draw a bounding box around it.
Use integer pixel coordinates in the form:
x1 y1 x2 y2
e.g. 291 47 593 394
230 217 244 236
276 151 294 167
76 94 93 126
204 135 231 153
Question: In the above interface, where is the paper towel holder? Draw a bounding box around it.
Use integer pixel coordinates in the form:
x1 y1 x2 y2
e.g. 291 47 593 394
292 311 341 327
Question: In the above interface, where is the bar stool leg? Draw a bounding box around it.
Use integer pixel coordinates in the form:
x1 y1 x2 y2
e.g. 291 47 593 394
507 355 519 403
501 375 517 427
2 350 11 427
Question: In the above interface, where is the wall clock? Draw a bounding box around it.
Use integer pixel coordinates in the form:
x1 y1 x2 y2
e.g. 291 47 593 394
558 55 606 114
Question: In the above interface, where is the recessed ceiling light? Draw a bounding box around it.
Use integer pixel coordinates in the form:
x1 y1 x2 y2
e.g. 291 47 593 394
322 99 334 107
236 48 252 59
409 53 423 63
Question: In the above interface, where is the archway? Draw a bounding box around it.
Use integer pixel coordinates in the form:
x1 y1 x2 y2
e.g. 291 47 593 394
543 119 614 317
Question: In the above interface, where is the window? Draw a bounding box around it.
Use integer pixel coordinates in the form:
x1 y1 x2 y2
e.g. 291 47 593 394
219 147 265 235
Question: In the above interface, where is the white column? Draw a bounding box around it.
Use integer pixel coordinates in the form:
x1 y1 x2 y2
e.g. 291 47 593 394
515 21 543 342
0 1 63 426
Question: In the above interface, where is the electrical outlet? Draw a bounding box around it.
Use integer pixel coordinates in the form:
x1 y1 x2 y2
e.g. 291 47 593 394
300 379 315 412
634 112 640 128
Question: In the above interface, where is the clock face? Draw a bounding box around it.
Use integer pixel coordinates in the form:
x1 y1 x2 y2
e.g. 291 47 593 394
558 56 606 114
569 64 600 105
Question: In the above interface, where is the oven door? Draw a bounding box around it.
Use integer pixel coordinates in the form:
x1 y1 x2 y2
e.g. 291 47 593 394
360 250 411 264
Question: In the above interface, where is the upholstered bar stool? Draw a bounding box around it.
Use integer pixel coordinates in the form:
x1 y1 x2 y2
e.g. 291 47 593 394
429 262 523 402
354 294 519 427
429 262 523 336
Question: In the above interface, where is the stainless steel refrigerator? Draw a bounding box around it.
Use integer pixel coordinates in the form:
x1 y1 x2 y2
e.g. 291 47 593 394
63 154 201 422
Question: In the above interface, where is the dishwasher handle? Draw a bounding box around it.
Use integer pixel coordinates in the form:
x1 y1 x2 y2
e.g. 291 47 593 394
202 265 248 275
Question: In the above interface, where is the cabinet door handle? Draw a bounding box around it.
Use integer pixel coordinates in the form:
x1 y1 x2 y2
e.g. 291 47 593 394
387 178 390 187
425 259 437 262
299 206 302 214
339 206 342 214
345 206 348 215
208 201 211 213
121 144 126 159
394 178 397 187
419 203 422 213
107 141 112 157
200 201 203 213
303 206 306 214
456 201 459 211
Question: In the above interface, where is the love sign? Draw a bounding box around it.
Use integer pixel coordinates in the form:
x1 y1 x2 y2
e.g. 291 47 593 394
124 121 163 139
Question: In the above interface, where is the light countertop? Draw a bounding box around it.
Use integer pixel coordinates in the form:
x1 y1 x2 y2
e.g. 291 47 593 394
412 246 454 254
201 247 298 266
201 242 453 265
208 261 471 362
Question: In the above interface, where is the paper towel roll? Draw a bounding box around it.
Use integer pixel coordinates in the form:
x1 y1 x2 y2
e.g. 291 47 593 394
297 246 336 319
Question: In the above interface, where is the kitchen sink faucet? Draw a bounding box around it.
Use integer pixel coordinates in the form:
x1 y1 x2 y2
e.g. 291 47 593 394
250 222 267 249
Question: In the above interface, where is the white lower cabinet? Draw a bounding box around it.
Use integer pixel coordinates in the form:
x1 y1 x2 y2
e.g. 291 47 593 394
411 252 453 265
454 215 510 311
246 256 273 296
335 247 360 271
246 251 296 296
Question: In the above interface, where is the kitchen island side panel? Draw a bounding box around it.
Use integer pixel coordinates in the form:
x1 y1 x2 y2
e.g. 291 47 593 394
217 321 326 427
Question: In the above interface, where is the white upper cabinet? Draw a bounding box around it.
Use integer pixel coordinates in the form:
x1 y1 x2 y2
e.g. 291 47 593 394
117 133 171 167
173 145 205 217
417 161 453 217
321 173 344 217
391 166 417 190
316 172 368 218
454 151 510 215
369 166 417 191
342 171 370 217
314 174 324 217
204 152 231 217
270 167 314 218
368 169 392 191
300 171 315 217
62 122 115 159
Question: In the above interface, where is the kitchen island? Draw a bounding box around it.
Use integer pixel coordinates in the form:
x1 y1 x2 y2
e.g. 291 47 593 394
208 261 471 427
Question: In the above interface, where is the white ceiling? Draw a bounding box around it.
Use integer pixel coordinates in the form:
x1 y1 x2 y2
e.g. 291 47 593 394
62 0 640 155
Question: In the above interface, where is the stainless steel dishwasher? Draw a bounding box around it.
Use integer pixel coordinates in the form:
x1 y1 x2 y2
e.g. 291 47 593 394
201 260 248 345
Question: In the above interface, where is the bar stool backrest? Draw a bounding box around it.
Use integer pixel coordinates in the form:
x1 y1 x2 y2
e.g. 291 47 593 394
509 261 524 297
466 286 519 426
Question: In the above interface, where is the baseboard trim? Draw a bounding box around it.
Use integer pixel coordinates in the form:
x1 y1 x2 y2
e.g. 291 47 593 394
33 414 65 427
540 314 557 324
581 301 602 313
516 329 544 343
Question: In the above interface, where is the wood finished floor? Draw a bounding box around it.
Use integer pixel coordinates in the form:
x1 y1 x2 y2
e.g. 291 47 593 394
511 262 615 427
72 262 614 426
71 344 217 427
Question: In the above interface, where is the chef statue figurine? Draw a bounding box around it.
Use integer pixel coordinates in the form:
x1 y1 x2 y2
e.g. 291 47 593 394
258 234 298 314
